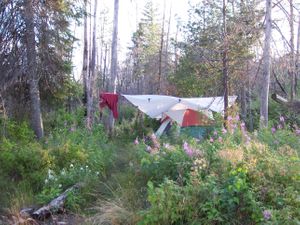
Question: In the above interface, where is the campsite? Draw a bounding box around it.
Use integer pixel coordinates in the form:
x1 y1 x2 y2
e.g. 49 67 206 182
0 0 300 224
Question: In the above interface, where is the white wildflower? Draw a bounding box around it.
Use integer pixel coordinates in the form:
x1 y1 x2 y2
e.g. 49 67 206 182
60 169 66 175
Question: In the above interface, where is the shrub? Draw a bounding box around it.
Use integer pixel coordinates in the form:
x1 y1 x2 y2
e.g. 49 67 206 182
138 116 300 225
0 139 50 192
133 138 193 186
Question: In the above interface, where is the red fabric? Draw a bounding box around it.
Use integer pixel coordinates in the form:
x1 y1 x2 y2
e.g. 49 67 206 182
182 109 213 127
99 92 119 119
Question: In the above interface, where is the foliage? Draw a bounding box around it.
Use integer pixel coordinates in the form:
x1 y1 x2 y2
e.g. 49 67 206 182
0 109 115 212
170 0 263 97
137 117 300 224
1 106 299 224
0 120 50 192
129 0 162 94
36 164 99 211
114 108 160 141
250 98 300 131
0 0 83 122
135 141 193 186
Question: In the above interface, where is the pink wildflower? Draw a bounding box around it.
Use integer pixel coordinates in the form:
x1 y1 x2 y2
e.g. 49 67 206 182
210 137 214 143
218 137 223 143
235 115 240 121
185 148 194 158
240 122 246 133
246 135 251 142
222 128 227 134
183 141 194 157
277 124 282 129
271 127 276 134
263 210 272 220
146 145 151 152
228 116 233 121
183 141 189 150
213 131 218 136
279 115 285 122
163 143 171 149
134 137 139 145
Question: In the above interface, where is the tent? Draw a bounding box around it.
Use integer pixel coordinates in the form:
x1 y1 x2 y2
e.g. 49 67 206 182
122 94 237 138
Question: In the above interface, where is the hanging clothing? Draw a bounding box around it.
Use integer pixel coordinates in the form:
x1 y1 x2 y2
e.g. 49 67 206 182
99 92 119 119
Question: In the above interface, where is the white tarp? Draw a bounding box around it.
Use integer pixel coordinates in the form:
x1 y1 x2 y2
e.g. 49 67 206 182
123 94 237 121
123 95 180 118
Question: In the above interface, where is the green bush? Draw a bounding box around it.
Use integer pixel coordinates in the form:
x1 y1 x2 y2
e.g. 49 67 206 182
138 118 300 225
36 164 101 211
0 122 50 192
0 112 115 212
133 139 193 186
140 168 263 225
0 120 51 208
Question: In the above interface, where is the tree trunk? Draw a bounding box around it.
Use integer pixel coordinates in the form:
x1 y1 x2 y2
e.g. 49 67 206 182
174 23 179 72
289 0 296 100
260 0 272 128
296 13 300 96
82 0 88 111
158 0 166 94
240 83 247 121
24 0 44 139
86 0 98 129
108 0 119 134
103 44 108 90
164 2 172 93
222 0 229 125
248 70 254 131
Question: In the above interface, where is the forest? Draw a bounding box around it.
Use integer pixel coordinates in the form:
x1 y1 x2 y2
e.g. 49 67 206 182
0 0 299 224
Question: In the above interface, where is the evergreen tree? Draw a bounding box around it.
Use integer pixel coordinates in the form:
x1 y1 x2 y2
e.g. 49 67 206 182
170 0 263 97
0 0 81 136
130 1 161 94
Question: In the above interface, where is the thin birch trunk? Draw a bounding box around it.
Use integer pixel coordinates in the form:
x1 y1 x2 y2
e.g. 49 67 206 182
103 44 108 89
24 0 44 139
158 0 166 94
295 13 300 96
108 0 119 133
222 0 229 124
86 0 98 129
165 2 172 75
174 23 179 72
260 0 272 128
289 0 296 100
82 0 89 110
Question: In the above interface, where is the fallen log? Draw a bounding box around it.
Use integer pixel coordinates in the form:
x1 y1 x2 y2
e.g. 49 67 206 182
30 183 82 220
271 93 300 113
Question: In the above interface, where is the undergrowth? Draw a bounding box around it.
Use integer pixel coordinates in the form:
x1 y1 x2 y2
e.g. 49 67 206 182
0 108 299 225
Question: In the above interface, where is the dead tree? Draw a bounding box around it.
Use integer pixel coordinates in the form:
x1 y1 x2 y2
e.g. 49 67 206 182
108 0 119 133
260 0 272 128
24 0 44 139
